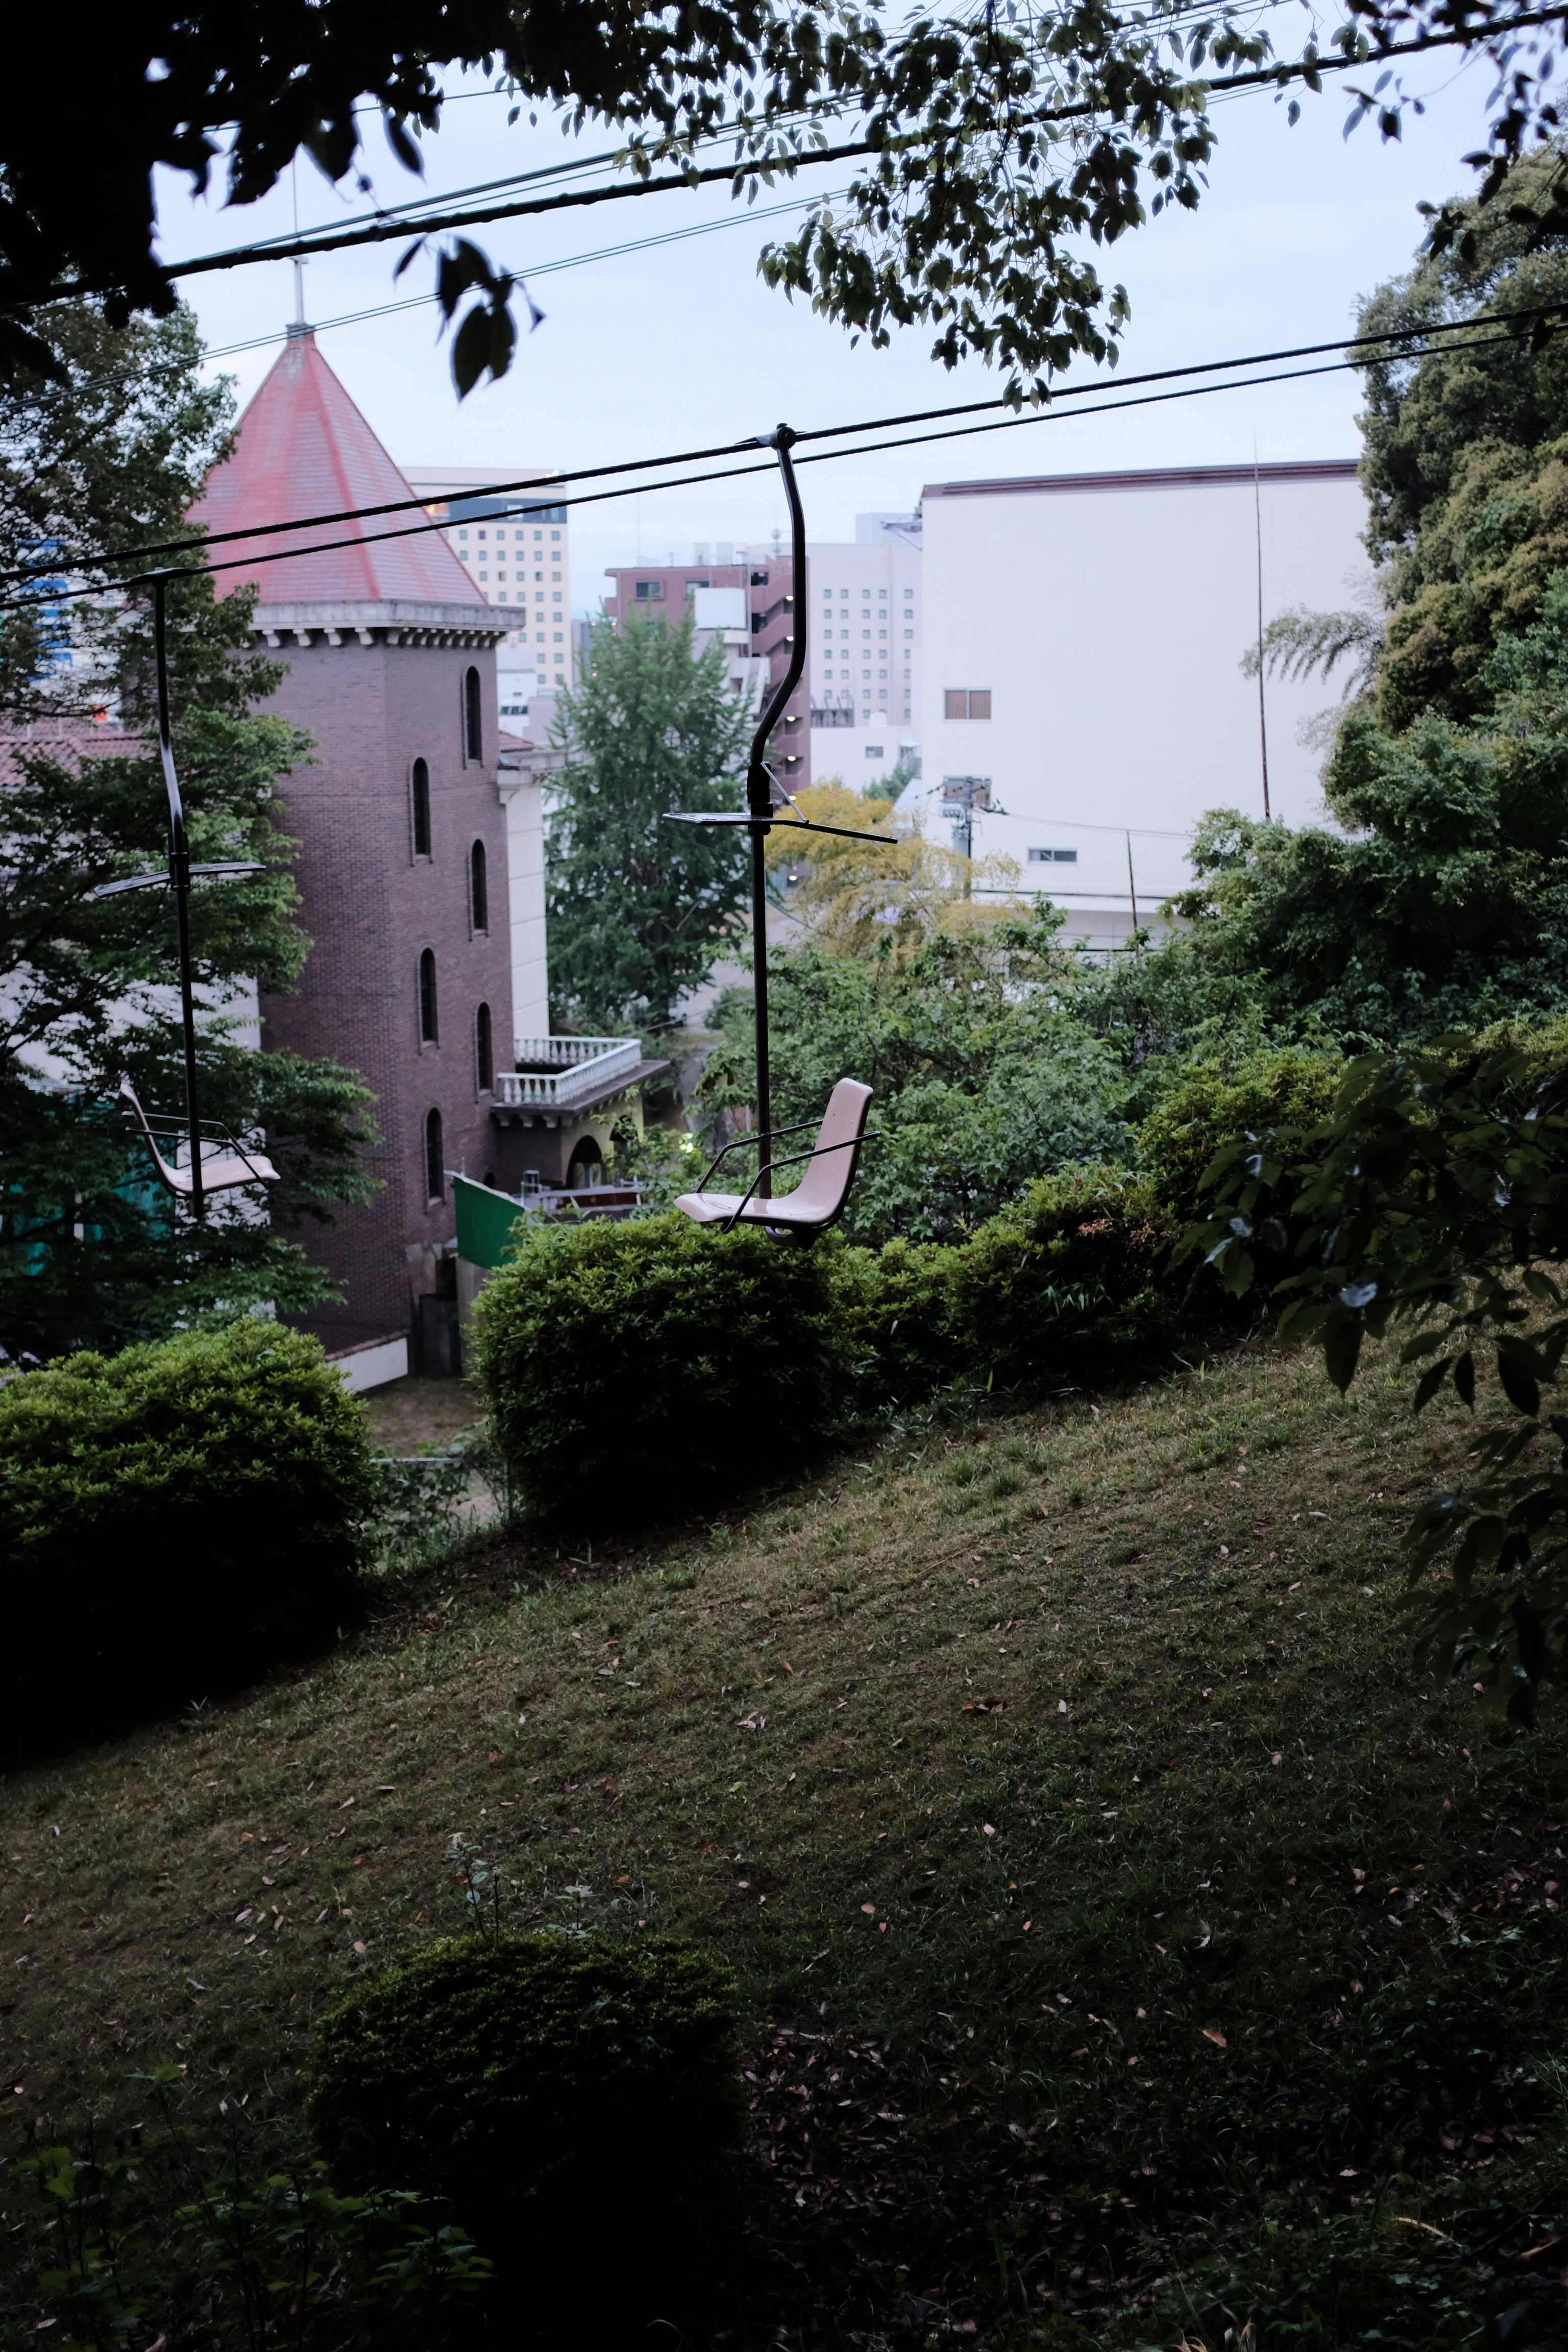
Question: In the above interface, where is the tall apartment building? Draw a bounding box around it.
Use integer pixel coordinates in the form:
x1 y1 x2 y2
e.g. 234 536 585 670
404 468 573 691
603 551 804 787
808 512 922 790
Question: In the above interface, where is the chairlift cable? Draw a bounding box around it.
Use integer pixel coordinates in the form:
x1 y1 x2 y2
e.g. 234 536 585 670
4 303 1549 593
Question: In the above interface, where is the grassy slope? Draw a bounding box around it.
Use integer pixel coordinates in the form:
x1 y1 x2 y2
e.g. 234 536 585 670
4 1336 1567 2347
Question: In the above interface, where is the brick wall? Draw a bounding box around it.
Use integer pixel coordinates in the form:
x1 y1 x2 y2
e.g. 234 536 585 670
255 632 517 1353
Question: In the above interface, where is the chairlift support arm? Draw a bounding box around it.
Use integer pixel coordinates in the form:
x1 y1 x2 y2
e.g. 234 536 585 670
660 423 897 1200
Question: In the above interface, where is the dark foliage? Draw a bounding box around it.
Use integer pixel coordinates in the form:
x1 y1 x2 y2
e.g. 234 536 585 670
1189 1022 1568 1721
471 1210 847 1524
310 1933 742 2346
0 1320 377 1753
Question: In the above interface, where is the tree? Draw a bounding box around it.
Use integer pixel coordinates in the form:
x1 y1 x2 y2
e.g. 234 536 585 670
1354 149 1568 732
545 610 754 1032
696 910 1126 1241
1144 165 1568 1049
765 780 1024 961
0 304 377 1362
0 3 1553 396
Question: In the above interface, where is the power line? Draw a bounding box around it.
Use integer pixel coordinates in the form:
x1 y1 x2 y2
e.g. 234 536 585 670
10 302 1547 587
6 330 1545 619
187 185 855 370
28 9 1568 303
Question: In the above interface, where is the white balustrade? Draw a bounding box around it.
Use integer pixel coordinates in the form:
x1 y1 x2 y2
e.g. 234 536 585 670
494 1035 643 1111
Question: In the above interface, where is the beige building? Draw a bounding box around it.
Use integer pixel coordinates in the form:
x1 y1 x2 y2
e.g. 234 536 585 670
404 467 573 691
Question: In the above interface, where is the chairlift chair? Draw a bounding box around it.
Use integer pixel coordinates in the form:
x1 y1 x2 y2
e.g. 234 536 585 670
118 1076 278 1199
676 1079 875 1241
663 425 896 1237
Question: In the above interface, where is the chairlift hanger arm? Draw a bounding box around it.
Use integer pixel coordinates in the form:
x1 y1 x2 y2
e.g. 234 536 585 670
662 811 897 847
87 860 262 902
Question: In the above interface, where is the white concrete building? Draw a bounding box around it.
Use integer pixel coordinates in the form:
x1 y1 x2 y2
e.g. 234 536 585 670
808 513 922 791
913 459 1367 949
405 467 573 698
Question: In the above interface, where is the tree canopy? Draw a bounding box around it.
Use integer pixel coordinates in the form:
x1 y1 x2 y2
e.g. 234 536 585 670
545 609 754 1032
1 2 1560 393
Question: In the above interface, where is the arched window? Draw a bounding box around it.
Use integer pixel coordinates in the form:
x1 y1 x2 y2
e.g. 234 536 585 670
470 839 488 934
567 1136 605 1188
425 1107 445 1203
419 948 438 1044
464 666 482 763
410 757 431 857
475 1000 494 1093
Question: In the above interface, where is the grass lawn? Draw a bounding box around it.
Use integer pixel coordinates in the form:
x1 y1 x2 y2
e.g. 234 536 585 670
4 1334 1566 2347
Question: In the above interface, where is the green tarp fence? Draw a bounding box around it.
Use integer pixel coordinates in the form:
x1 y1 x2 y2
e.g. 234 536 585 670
453 1175 529 1272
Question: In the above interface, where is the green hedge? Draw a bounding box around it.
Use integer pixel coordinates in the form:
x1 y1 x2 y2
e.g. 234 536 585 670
473 1171 1179 1522
0 1320 376 1748
311 1933 742 2342
1136 1046 1343 1220
470 1210 846 1523
836 1167 1176 1400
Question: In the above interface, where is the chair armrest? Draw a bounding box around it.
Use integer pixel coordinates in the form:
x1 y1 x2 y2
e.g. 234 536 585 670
695 1115 824 1192
722 1131 881 1230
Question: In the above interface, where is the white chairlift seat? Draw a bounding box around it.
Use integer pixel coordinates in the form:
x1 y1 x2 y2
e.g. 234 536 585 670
119 1076 279 1198
676 1078 874 1239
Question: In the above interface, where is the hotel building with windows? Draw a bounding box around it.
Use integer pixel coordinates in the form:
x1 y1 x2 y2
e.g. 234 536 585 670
807 512 921 790
404 467 573 695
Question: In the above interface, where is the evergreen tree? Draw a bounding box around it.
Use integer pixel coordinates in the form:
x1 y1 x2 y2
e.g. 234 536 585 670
545 611 753 1031
0 304 376 1363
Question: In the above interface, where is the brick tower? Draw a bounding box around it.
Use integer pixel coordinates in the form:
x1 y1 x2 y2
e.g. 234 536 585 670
195 326 513 1363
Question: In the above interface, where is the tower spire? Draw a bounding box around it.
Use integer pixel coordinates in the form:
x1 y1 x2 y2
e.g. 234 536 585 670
288 257 308 341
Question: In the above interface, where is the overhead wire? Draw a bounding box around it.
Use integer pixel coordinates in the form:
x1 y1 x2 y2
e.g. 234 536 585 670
30 5 1568 302
6 315 1558 616
6 299 1552 587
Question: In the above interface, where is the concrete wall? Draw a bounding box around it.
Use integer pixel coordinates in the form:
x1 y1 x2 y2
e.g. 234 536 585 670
915 460 1369 951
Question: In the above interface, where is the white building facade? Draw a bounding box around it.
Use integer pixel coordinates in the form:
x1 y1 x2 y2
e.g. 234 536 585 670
914 459 1367 948
808 513 922 791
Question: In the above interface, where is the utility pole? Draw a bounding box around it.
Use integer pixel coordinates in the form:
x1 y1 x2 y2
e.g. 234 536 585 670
1254 449 1271 821
940 775 993 897
1126 829 1141 952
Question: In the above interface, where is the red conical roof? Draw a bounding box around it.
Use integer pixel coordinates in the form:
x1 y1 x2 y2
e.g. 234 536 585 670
194 331 485 608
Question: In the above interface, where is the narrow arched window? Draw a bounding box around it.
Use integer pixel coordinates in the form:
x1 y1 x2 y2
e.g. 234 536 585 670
475 1000 494 1093
419 948 438 1044
464 666 482 762
470 839 488 934
410 757 431 857
425 1107 445 1203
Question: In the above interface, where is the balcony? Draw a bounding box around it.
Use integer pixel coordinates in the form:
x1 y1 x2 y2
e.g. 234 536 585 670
493 1035 644 1113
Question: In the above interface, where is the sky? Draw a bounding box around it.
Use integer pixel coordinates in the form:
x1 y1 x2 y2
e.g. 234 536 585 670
147 20 1506 606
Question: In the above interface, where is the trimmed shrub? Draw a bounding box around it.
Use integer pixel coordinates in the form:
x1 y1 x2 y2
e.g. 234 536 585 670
1136 1045 1343 1220
470 1209 847 1522
951 1167 1178 1391
835 1232 965 1401
310 1933 743 2343
0 1319 375 1748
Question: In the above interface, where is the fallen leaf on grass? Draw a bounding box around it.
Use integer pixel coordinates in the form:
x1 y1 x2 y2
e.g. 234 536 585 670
1202 2027 1227 2049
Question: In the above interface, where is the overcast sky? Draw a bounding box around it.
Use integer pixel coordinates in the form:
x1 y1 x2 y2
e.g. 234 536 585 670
150 26 1502 603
